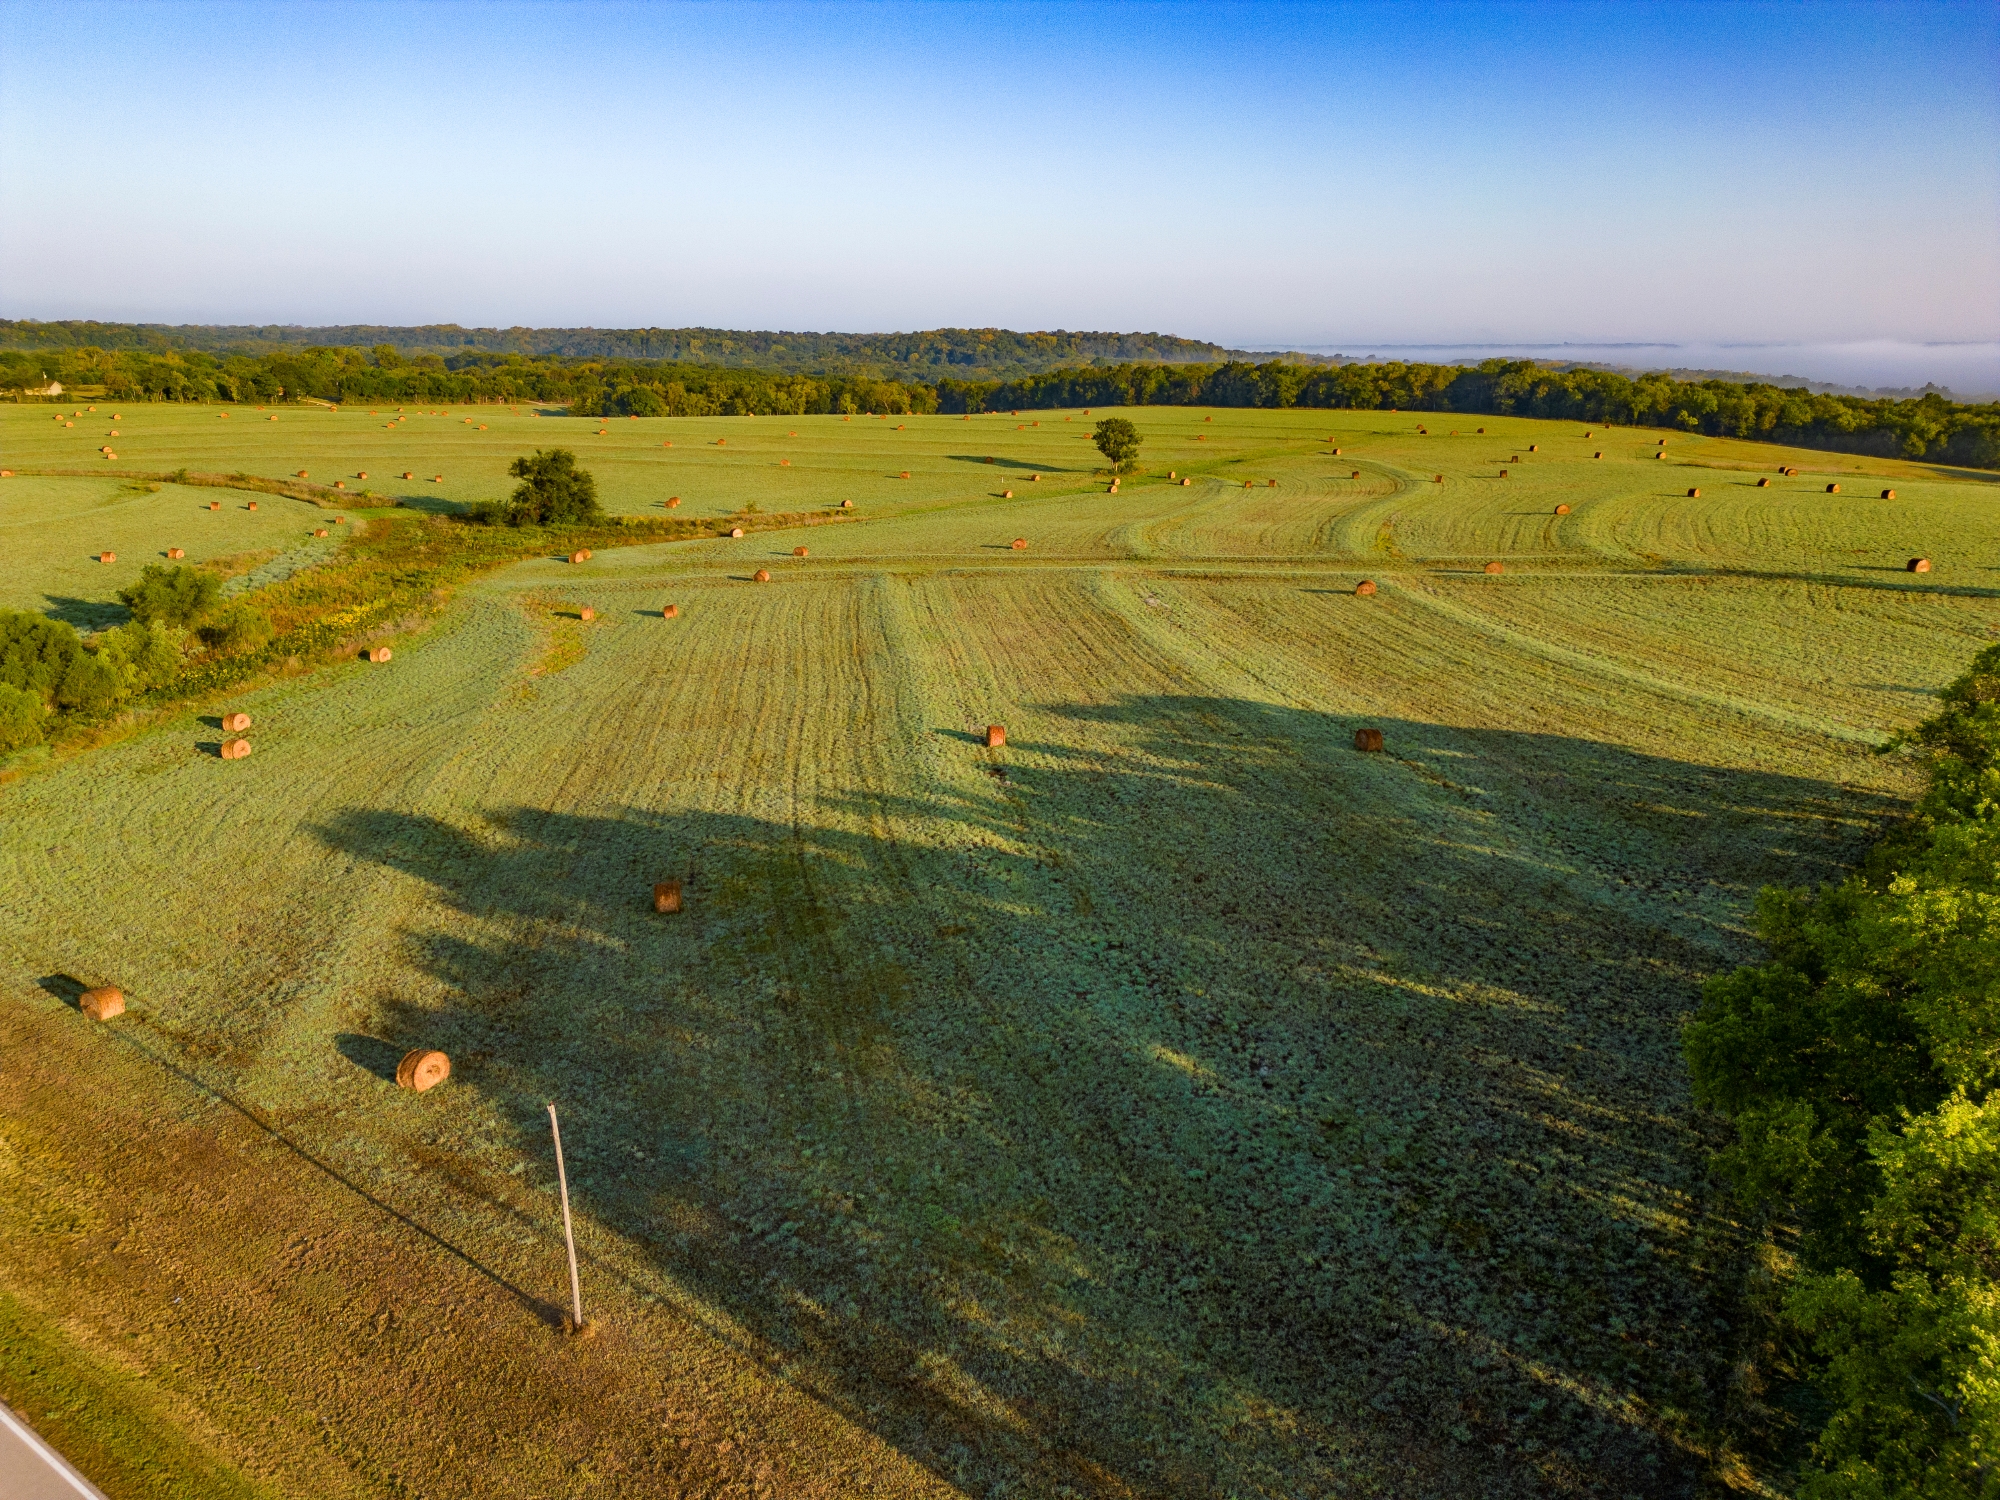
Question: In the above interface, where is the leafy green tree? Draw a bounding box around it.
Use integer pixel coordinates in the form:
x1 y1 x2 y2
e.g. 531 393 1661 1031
0 609 117 711
118 564 221 627
1686 641 2000 1495
94 620 183 695
1093 416 1141 473
505 448 602 526
0 682 44 752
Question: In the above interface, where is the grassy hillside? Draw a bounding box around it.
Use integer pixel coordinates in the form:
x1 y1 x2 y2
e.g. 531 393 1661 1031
1 400 1993 1498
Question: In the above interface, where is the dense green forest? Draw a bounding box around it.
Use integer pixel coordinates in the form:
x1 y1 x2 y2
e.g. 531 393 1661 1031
0 321 1247 376
1686 644 2000 1495
5 341 1995 467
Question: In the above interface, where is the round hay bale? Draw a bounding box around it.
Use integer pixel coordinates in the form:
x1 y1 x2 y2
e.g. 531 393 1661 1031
168 547 185 559
654 879 683 914
840 499 853 509
754 568 771 582
1434 474 1444 483
1354 579 1377 596
1418 427 1427 435
1011 538 1027 549
315 527 329 537
986 724 1006 748
1529 444 1538 452
1555 504 1570 515
335 517 344 524
793 546 809 557
1030 474 1040 481
1267 478 1278 488
1687 487 1701 498
1655 451 1666 459
1331 447 1341 455
578 607 595 621
1003 489 1013 498
1477 427 1485 434
367 646 392 663
730 527 745 537
1880 488 1896 500
297 470 308 478
1484 561 1504 574
220 737 252 759
1510 455 1520 463
80 987 124 1021
99 551 116 563
1907 557 1931 573
357 471 368 480
1593 451 1603 459
210 501 221 510
663 604 678 618
1758 477 1772 487
433 476 443 483
403 471 414 479
570 550 588 564
666 496 681 507
1183 478 1194 486
1826 482 1840 493
1584 431 1593 438
247 502 257 510
222 712 250 733
1354 728 1384 753
1499 469 1509 478
780 459 790 466
396 1048 450 1092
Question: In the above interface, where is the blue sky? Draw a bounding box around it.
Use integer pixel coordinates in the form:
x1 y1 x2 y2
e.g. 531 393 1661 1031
1 0 1994 348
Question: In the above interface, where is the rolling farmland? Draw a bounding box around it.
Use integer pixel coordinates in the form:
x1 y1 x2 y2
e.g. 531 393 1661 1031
1 400 1993 1498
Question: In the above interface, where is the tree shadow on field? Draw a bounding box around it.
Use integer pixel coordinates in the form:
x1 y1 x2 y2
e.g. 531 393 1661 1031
947 454 1074 472
308 704 1899 1500
42 594 126 631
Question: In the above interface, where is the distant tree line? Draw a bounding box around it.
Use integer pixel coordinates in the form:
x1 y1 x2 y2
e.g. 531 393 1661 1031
5 343 1994 468
941 360 2000 468
0 321 1250 377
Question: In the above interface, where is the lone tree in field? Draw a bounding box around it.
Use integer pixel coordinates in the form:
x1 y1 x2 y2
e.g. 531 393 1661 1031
506 449 602 526
1093 417 1141 474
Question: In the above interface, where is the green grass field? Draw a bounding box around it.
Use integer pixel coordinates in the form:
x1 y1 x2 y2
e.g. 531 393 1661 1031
1 399 1994 1499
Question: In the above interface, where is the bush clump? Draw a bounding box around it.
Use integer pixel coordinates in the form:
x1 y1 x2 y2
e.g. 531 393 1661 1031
0 682 45 752
95 620 184 696
196 602 273 655
118 564 221 627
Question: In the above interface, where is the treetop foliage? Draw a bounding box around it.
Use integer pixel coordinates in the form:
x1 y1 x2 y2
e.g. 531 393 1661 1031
118 563 221 628
1685 642 2000 1495
1092 416 1142 472
502 448 601 527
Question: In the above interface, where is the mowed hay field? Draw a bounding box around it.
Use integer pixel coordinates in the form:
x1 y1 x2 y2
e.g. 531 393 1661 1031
1 400 1995 1500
